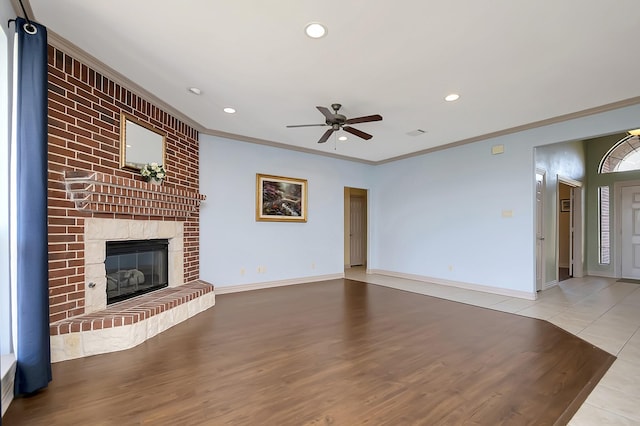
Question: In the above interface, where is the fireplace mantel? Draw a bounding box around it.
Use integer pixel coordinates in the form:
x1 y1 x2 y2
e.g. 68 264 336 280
64 171 206 218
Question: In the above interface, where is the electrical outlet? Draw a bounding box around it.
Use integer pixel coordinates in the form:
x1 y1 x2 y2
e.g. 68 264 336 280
311 262 316 269
448 265 453 272
240 268 245 276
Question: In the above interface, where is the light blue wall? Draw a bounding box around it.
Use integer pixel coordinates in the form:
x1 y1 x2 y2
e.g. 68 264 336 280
199 135 372 287
371 134 534 293
200 104 640 295
370 104 640 295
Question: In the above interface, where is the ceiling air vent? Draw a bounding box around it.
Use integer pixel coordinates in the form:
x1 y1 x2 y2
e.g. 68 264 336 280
406 129 426 136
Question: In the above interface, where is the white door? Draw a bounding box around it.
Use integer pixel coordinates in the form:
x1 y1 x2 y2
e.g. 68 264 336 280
536 171 545 291
350 196 365 266
621 186 640 279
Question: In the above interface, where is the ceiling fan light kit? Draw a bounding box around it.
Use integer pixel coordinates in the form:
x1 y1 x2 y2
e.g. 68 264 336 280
287 103 383 144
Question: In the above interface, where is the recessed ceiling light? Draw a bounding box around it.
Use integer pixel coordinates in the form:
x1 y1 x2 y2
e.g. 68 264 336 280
305 22 327 39
445 93 460 102
628 128 640 136
188 87 202 95
223 107 236 114
338 136 348 141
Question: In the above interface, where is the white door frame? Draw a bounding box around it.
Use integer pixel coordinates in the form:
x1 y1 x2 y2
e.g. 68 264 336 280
556 176 584 280
614 179 640 278
535 169 546 292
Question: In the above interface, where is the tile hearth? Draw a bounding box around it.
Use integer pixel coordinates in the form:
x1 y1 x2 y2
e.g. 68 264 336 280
50 281 215 362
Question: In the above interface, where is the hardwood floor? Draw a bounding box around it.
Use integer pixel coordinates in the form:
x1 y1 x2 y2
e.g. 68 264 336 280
3 279 614 425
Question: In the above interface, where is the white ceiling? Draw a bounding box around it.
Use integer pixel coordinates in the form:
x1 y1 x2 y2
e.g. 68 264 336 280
28 0 640 163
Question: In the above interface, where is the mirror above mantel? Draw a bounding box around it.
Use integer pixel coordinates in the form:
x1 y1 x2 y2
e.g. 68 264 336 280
120 112 166 170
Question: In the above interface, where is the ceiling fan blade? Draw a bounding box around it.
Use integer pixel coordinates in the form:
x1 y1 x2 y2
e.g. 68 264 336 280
316 106 334 121
286 123 327 128
345 114 383 125
318 128 335 144
343 126 373 140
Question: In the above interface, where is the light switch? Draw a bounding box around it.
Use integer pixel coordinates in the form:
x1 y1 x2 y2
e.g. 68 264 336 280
502 209 513 218
492 144 505 155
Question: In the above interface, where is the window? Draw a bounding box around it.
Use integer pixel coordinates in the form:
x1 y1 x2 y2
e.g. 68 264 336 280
599 134 640 173
597 132 640 265
598 186 610 265
0 18 11 356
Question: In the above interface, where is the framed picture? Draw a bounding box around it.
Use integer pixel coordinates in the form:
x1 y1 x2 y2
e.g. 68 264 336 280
561 199 570 212
256 174 307 222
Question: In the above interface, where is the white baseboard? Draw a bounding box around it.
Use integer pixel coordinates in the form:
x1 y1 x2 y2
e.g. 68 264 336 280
1 353 16 417
586 270 617 278
214 273 345 294
368 269 537 300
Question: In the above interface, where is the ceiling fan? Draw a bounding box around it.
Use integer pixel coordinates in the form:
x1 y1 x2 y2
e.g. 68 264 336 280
286 103 383 144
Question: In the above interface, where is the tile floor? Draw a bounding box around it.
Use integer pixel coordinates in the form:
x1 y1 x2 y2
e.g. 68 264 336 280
344 268 640 425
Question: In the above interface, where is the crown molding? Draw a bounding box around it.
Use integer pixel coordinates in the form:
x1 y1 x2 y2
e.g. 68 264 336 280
378 95 640 164
19 0 640 166
43 26 376 165
46 31 207 134
208 94 640 166
200 128 377 165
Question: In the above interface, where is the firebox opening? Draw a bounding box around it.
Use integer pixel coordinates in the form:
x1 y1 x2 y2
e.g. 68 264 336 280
105 239 169 304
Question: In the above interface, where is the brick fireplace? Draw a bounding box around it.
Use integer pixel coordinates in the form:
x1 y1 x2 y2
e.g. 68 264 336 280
46 43 214 361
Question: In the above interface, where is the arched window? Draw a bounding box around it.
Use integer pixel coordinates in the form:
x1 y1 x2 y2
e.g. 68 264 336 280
599 134 640 173
597 131 640 264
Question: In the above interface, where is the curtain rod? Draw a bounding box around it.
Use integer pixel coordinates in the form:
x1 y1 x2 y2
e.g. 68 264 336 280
8 0 36 33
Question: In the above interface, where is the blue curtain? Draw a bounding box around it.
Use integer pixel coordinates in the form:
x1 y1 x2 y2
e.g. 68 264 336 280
13 17 52 395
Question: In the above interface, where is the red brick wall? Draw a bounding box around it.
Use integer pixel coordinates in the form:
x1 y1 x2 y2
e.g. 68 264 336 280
47 45 201 323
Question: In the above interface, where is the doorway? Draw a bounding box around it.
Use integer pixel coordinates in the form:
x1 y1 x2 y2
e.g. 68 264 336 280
556 176 584 282
558 182 572 281
344 187 367 268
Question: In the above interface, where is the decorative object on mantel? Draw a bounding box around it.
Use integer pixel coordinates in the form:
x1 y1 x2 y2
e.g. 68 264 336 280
63 170 206 218
141 162 166 185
